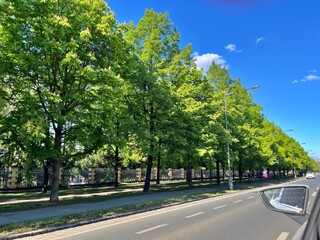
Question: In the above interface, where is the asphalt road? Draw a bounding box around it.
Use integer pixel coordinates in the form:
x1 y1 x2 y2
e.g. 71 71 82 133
20 176 320 240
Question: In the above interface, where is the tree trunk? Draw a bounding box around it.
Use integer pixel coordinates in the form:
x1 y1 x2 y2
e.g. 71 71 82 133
156 140 162 185
42 161 49 193
143 103 155 193
50 127 62 203
216 158 220 185
156 150 161 184
238 158 243 182
222 168 225 181
143 153 153 192
114 146 119 187
50 159 60 203
232 167 235 180
186 164 192 187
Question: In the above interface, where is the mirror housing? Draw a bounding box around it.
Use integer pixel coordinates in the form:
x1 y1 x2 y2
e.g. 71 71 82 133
259 185 309 216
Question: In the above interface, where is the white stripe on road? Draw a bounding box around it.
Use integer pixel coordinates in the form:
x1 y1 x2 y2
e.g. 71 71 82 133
214 205 227 209
247 196 255 199
135 224 168 235
312 191 317 197
276 232 289 240
185 212 205 219
233 200 243 204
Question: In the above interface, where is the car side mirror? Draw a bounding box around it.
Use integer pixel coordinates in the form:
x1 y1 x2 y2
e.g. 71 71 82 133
259 185 309 216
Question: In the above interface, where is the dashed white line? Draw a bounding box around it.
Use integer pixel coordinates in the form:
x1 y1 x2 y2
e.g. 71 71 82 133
233 200 243 204
185 212 205 219
276 232 289 240
312 192 317 197
247 196 255 199
214 205 227 209
135 223 168 235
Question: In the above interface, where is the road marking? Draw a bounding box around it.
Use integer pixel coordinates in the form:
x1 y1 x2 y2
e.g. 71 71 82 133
185 212 205 219
233 200 243 204
214 205 227 209
276 232 289 240
312 192 317 197
247 196 255 199
135 223 168 235
317 187 319 191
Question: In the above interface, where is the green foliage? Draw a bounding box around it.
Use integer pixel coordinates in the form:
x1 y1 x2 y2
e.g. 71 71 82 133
0 2 316 198
0 0 131 201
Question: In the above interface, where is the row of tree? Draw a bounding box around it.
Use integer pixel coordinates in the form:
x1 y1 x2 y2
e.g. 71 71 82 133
0 0 317 203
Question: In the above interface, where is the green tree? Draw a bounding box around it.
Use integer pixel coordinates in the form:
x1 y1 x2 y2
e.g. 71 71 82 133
204 62 234 183
124 9 179 192
164 45 210 187
0 0 128 202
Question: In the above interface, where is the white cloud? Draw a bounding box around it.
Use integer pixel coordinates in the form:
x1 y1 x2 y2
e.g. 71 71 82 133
292 72 320 84
306 74 320 81
308 69 317 73
193 52 228 73
224 43 242 53
256 37 266 44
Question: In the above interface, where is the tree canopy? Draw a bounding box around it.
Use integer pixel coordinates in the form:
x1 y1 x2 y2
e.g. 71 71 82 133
0 1 317 202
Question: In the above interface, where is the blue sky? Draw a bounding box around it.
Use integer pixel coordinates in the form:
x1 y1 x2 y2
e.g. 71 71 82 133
106 0 320 159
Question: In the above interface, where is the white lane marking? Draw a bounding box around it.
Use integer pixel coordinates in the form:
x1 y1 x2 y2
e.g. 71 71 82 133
185 212 205 219
276 232 289 240
247 196 255 199
308 201 311 206
214 205 227 209
317 187 319 190
233 200 243 204
135 223 168 235
312 192 317 197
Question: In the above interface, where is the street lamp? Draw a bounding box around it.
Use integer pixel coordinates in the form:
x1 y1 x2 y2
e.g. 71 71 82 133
224 85 260 190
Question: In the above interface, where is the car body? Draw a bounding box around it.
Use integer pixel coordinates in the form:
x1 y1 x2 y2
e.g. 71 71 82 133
259 185 320 240
306 171 315 179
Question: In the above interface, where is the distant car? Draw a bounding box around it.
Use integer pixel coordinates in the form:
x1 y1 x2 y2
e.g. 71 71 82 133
306 171 315 179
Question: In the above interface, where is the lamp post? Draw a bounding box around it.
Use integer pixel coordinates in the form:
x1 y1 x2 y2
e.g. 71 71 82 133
224 85 260 190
